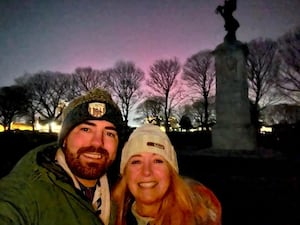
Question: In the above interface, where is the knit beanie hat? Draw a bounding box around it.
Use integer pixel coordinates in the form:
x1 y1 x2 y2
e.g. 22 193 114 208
58 88 123 147
120 124 178 174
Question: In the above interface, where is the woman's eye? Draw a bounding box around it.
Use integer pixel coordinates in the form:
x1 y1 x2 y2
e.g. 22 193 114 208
154 159 164 164
130 160 141 165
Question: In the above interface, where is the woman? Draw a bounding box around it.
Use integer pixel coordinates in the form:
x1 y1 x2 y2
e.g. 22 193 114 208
112 124 222 225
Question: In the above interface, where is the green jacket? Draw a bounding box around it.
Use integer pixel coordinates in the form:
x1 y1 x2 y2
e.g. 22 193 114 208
0 142 117 225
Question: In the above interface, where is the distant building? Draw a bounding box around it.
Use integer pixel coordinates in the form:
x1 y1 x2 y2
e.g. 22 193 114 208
0 120 61 133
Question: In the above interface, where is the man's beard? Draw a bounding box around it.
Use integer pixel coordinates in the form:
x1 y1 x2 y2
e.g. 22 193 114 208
63 145 112 180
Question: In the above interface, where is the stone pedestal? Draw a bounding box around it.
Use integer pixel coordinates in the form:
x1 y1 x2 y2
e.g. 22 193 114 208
212 41 256 150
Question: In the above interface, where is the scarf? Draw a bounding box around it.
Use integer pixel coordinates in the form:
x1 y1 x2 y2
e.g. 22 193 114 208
55 148 111 225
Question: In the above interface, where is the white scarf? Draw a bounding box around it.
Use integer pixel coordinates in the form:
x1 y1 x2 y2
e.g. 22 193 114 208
55 148 111 225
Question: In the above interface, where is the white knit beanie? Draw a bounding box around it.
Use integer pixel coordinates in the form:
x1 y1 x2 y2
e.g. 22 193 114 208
120 124 179 174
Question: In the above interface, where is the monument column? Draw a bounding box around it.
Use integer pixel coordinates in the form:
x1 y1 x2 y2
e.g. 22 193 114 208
212 42 256 150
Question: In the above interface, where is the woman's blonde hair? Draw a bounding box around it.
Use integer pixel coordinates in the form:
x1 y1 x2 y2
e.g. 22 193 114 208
112 162 215 225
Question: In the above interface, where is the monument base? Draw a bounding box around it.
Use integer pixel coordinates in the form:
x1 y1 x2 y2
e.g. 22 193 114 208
212 125 256 151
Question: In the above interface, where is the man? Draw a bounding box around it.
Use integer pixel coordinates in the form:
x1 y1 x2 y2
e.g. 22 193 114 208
0 88 124 225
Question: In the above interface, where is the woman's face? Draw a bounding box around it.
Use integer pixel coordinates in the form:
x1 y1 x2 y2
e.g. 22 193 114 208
125 152 171 206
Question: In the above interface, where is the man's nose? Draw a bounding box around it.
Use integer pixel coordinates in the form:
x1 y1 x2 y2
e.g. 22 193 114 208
90 131 104 147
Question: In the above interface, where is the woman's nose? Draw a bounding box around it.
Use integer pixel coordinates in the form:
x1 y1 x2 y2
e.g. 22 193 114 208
141 161 152 176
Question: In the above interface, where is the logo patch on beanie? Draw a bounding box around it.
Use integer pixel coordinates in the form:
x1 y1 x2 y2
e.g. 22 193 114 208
147 142 165 150
88 102 106 118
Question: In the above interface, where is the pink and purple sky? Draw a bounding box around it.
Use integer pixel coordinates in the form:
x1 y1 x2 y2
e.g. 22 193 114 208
1 0 300 87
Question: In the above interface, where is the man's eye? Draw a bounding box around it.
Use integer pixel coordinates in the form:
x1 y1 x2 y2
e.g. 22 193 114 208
106 130 117 138
80 127 90 132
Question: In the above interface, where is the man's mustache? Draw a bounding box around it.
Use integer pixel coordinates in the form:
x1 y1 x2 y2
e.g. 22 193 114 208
77 146 109 158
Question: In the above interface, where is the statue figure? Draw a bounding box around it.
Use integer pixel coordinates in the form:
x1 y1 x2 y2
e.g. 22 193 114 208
215 0 240 43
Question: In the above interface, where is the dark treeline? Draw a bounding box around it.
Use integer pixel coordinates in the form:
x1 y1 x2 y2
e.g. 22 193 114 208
0 25 300 134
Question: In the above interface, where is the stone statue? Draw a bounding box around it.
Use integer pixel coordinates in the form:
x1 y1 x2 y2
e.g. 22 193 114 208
215 0 240 43
212 0 256 151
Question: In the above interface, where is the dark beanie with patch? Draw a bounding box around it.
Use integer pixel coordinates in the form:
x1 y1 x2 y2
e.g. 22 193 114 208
58 88 123 147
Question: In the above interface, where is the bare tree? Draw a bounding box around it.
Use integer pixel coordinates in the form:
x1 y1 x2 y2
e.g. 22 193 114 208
147 58 182 132
15 74 40 130
72 67 108 93
0 85 30 131
262 104 300 125
177 97 215 131
135 96 164 125
105 61 144 127
192 99 216 129
277 26 300 103
182 50 216 130
247 38 282 130
16 71 73 132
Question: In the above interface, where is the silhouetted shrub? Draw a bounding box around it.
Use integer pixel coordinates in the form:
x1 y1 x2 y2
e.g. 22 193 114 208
0 131 57 177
